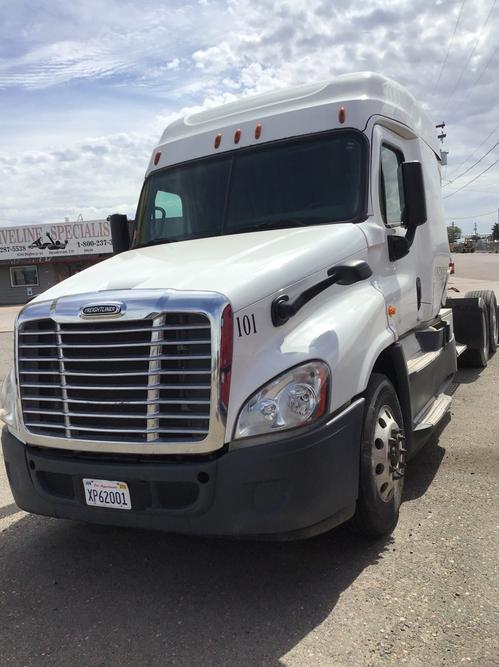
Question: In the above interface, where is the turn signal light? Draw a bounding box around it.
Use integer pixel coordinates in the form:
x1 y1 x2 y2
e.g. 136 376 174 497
388 305 397 316
338 106 346 124
255 123 262 139
234 129 241 144
214 133 222 149
154 152 161 165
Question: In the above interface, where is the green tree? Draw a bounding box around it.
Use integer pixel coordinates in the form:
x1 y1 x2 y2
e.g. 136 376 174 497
447 224 462 243
492 222 499 241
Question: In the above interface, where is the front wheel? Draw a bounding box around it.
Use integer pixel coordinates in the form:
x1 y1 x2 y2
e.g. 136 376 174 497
352 374 406 538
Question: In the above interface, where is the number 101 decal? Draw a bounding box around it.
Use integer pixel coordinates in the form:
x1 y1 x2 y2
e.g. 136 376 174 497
236 314 257 337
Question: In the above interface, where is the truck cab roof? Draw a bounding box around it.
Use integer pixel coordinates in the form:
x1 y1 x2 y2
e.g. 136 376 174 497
147 72 440 175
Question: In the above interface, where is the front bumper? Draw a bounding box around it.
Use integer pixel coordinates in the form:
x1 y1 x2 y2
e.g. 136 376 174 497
2 398 364 539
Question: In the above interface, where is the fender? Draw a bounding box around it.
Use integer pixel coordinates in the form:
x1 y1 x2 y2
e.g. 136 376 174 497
370 343 414 455
227 277 396 438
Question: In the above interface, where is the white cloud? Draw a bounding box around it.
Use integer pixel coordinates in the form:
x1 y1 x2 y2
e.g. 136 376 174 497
0 132 153 225
0 0 498 233
165 57 181 70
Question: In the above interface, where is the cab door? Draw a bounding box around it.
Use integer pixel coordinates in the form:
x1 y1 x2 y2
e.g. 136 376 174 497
368 124 422 337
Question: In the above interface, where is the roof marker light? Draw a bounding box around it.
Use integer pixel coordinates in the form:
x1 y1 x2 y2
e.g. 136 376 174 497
234 129 241 144
255 123 262 139
214 133 222 149
154 152 161 165
338 106 346 124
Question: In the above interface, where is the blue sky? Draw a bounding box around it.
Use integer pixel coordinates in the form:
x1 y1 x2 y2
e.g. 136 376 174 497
0 0 498 235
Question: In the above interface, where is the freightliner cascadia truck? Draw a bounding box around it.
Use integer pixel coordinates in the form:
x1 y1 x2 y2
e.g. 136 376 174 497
1 73 497 538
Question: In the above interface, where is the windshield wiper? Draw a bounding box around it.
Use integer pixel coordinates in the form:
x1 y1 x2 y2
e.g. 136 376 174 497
134 232 217 249
134 221 306 248
134 237 176 249
230 219 307 235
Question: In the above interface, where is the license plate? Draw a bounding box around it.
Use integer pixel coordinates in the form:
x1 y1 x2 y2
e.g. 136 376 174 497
83 478 131 510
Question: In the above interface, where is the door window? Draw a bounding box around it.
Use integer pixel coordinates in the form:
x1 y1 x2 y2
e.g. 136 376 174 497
380 145 405 225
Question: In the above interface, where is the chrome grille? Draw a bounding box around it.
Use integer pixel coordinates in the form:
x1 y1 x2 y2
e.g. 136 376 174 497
18 314 212 443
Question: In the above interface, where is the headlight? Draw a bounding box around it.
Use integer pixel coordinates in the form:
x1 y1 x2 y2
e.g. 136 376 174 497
0 368 19 429
234 361 330 440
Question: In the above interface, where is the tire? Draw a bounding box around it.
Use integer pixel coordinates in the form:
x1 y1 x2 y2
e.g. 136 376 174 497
459 302 489 368
464 290 498 355
351 374 406 538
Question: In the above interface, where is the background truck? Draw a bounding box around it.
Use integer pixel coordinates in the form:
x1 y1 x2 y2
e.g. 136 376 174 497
462 238 476 253
1 72 498 539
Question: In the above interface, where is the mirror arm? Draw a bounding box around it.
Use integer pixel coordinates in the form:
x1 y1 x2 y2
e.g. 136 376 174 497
405 225 417 247
271 260 372 327
272 272 340 326
387 230 414 262
387 216 418 263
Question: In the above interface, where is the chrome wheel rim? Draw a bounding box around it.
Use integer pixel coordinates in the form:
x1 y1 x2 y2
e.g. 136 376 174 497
371 405 406 503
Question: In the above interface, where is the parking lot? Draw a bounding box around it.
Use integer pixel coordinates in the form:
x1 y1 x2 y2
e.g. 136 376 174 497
0 254 498 666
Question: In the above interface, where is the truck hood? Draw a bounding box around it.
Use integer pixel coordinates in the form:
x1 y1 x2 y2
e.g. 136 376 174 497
34 224 367 311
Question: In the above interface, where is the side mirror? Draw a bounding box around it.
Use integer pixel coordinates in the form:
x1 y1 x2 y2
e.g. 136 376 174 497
109 214 130 253
400 161 427 229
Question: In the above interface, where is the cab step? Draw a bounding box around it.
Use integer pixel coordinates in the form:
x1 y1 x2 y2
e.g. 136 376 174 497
413 393 452 432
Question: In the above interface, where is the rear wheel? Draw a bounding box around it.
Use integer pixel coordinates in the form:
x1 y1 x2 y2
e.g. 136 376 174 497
352 374 406 538
459 301 489 368
464 290 498 355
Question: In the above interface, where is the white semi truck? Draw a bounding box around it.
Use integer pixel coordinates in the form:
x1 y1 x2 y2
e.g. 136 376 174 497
1 73 497 538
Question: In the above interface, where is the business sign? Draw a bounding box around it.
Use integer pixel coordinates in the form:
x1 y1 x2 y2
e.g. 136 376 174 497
0 219 113 262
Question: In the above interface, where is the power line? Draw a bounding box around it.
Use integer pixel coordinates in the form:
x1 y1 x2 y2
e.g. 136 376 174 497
474 43 499 85
446 120 499 176
443 140 499 185
433 0 467 93
446 209 498 220
442 0 497 108
443 157 499 198
463 187 499 194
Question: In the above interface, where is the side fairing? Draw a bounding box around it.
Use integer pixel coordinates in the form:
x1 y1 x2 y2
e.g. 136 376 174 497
416 140 451 315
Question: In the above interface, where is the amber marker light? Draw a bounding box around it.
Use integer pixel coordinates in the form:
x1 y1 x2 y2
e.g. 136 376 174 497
255 123 262 139
154 152 161 165
234 129 241 144
338 106 346 124
388 305 397 316
214 133 222 149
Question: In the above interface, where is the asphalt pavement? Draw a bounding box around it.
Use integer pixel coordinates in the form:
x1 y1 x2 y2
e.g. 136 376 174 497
0 304 22 333
0 253 498 666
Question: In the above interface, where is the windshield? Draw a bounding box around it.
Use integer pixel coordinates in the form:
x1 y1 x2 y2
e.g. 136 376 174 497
132 130 367 248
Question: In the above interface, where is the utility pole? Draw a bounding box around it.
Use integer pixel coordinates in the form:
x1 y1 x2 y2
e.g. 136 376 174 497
436 121 446 143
